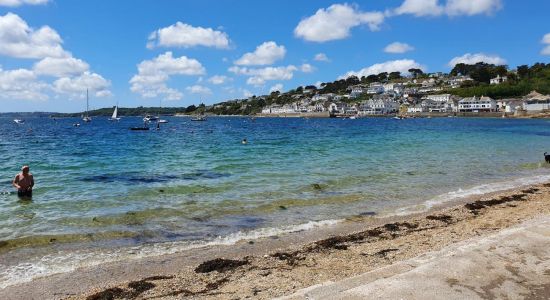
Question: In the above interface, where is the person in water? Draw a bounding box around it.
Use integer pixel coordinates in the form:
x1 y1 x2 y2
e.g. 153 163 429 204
13 165 34 198
242 138 248 144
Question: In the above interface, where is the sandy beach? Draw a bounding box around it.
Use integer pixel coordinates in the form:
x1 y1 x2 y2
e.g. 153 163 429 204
0 181 548 299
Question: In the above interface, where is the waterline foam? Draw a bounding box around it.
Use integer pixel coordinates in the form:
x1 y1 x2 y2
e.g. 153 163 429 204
0 219 339 289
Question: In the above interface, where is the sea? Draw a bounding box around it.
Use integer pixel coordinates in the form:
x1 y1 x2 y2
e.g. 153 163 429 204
1 115 550 288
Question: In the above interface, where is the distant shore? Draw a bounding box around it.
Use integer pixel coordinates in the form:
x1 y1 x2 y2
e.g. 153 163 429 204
2 180 549 299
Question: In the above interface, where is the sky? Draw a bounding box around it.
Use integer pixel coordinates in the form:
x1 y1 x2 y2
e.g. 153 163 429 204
0 0 549 113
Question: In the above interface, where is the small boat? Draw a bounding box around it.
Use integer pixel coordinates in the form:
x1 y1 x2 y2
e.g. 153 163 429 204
83 89 92 122
108 105 121 121
143 114 158 122
73 123 81 127
349 116 357 120
191 115 207 121
14 119 24 124
158 119 168 124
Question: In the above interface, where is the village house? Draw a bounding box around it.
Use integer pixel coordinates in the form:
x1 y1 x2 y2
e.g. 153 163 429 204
367 82 384 94
522 91 550 112
448 76 473 88
496 99 522 113
490 75 508 85
458 96 496 112
407 104 425 113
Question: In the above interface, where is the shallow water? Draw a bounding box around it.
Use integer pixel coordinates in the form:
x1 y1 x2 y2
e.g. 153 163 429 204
1 115 550 287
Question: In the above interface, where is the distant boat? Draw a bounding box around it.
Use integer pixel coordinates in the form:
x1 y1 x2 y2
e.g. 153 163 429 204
158 119 168 124
191 114 207 121
349 116 357 120
108 105 121 121
82 89 92 122
14 119 24 124
143 114 158 122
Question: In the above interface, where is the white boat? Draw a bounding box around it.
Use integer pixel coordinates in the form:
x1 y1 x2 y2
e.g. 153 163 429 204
82 89 92 122
158 119 168 123
349 116 357 120
191 114 207 121
143 114 158 122
109 105 121 121
14 119 24 124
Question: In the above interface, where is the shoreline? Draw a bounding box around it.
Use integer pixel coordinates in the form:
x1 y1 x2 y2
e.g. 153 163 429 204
1 180 550 299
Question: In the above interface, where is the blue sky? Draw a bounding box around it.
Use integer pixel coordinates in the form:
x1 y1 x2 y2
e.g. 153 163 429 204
0 0 549 112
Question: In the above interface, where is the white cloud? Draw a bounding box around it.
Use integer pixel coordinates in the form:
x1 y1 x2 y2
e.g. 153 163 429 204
0 0 48 7
384 42 415 54
269 84 283 93
130 52 205 100
314 53 329 62
234 41 286 66
229 65 298 86
445 0 502 16
53 71 112 98
243 89 253 98
0 12 68 59
294 4 384 42
393 0 444 17
392 0 502 17
147 22 230 49
542 33 550 56
341 59 425 79
186 85 212 95
448 53 506 66
300 63 314 73
0 67 49 100
33 57 89 77
208 75 230 85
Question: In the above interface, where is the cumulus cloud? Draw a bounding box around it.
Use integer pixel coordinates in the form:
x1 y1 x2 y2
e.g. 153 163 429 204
53 71 112 98
234 41 286 66
314 53 329 62
0 0 48 7
392 0 502 17
186 85 212 95
208 75 230 85
448 53 506 67
147 22 230 49
445 0 502 16
384 42 415 54
243 89 254 98
300 63 315 73
269 83 283 93
229 65 298 86
130 52 205 100
0 12 68 59
392 0 444 17
294 4 384 42
0 67 49 100
341 59 425 79
541 33 550 56
33 57 89 77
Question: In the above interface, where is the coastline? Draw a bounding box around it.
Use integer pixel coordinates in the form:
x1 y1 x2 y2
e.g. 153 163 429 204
1 180 550 299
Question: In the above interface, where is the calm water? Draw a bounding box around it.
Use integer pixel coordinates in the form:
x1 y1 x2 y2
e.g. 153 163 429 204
1 116 550 287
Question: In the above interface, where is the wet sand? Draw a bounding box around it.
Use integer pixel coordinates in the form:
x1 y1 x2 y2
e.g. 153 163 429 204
2 182 550 299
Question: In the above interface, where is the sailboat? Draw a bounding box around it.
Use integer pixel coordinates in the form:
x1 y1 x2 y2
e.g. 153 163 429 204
82 89 92 122
109 104 121 121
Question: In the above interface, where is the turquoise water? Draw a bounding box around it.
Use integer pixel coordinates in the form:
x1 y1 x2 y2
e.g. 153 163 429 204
1 116 550 286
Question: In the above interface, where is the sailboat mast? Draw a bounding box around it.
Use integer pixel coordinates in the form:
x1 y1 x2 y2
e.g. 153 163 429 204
86 88 89 116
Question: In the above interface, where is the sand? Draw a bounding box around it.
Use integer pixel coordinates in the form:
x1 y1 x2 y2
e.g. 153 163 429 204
2 183 550 300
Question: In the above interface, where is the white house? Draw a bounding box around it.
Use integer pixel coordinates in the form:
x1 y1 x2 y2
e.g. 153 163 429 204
424 94 455 102
458 96 496 112
522 91 550 112
367 83 384 94
421 99 449 112
449 76 473 88
490 75 508 85
407 105 425 113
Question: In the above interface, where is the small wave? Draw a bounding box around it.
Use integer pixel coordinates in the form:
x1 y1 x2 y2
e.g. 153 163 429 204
0 219 339 289
390 174 550 216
